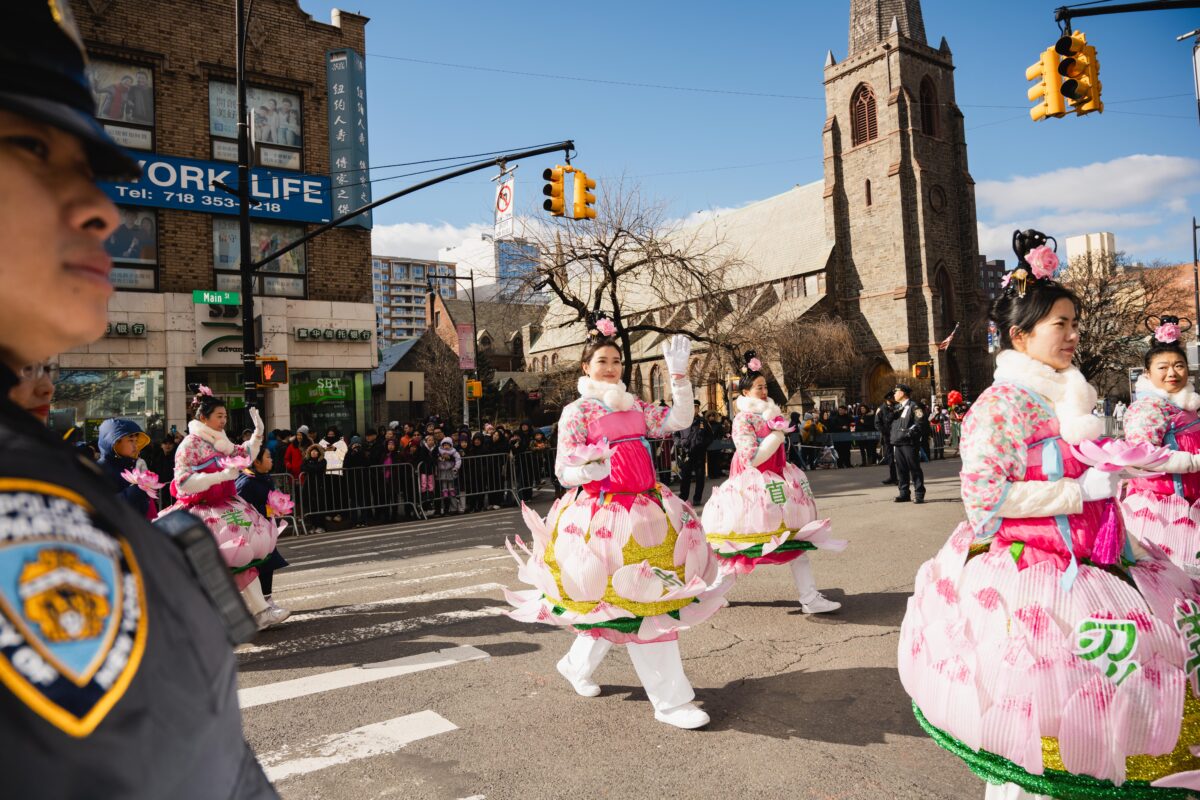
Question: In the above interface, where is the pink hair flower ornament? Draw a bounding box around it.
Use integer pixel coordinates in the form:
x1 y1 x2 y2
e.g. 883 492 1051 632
1025 245 1060 280
1156 322 1181 344
595 318 617 337
197 384 214 397
747 357 762 372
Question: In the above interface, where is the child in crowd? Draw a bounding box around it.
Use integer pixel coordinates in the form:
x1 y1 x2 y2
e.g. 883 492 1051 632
435 436 461 516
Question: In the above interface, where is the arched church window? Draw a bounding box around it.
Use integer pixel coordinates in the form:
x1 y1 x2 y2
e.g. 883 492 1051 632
851 84 878 146
920 77 939 136
934 266 955 334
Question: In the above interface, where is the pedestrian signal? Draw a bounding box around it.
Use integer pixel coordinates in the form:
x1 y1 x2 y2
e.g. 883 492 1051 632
542 166 566 217
258 359 288 386
912 362 932 380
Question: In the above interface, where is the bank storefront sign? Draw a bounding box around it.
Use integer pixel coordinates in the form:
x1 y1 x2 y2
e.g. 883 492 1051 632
100 152 331 224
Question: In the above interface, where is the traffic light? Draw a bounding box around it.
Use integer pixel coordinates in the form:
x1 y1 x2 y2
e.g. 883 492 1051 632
258 358 288 386
1056 31 1102 116
466 379 483 400
572 169 597 220
1026 47 1066 121
542 166 566 216
912 362 932 380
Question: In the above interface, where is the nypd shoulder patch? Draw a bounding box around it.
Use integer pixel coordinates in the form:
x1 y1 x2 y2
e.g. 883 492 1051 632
0 479 147 738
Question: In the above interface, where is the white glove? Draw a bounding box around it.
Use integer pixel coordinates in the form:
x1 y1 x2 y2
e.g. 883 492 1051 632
661 335 691 376
751 430 786 467
580 460 612 483
1150 451 1200 474
244 407 265 456
180 466 241 494
1078 467 1122 502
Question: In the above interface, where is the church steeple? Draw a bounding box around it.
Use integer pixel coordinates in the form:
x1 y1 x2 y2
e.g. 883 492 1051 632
848 0 927 55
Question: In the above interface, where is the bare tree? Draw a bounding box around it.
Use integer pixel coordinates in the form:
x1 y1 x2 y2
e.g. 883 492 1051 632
524 182 748 383
762 315 860 402
1061 251 1176 397
412 331 463 421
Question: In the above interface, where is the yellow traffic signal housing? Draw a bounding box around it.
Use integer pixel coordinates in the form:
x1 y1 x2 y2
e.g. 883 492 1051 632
1026 47 1066 121
542 166 566 216
1059 41 1102 116
466 379 483 400
912 362 932 380
572 170 597 220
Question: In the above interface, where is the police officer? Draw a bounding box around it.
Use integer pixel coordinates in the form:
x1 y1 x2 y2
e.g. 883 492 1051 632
889 384 926 504
0 3 275 797
875 395 898 485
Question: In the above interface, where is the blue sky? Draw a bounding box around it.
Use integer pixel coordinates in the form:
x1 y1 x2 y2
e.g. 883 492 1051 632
301 0 1200 265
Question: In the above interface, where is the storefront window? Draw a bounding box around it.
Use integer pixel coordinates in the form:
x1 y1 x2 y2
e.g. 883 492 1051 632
184 369 251 435
289 370 370 435
104 207 158 291
213 218 306 298
52 369 167 443
85 59 154 151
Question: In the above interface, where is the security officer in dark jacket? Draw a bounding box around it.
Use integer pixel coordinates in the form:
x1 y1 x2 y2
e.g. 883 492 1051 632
889 384 927 504
0 4 276 797
875 397 898 485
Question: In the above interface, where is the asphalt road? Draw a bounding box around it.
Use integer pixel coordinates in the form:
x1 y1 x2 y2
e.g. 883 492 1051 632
237 458 981 800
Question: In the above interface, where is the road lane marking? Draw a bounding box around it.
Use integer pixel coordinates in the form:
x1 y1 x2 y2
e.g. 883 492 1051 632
284 583 505 623
273 554 510 595
285 570 504 604
287 535 506 567
273 569 397 593
237 606 509 661
239 645 489 709
259 710 458 783
286 522 516 556
288 512 522 548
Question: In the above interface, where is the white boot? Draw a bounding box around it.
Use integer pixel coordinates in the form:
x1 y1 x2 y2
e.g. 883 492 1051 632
790 554 841 614
557 635 612 697
984 782 1051 800
243 577 290 630
627 639 709 729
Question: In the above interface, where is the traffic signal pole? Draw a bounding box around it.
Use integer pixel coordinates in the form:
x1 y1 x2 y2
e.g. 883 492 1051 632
235 0 257 411
1055 0 1200 28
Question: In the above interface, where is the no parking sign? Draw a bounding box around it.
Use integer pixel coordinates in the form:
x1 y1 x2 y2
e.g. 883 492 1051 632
494 177 514 239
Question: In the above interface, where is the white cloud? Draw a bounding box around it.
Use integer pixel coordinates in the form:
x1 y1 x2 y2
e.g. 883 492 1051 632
673 205 747 227
371 221 490 261
977 154 1200 218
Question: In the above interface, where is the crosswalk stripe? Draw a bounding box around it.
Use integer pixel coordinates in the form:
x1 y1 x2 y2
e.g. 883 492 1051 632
237 606 509 661
284 583 505 623
275 569 395 593
239 645 489 709
259 710 458 783
287 523 515 559
284 569 503 604
287 535 503 567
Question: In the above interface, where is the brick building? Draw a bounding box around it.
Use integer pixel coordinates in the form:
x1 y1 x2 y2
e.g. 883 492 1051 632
52 0 377 440
525 0 988 409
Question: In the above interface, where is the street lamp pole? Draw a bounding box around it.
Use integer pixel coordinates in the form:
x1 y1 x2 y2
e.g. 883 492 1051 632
1192 217 1200 326
235 0 258 412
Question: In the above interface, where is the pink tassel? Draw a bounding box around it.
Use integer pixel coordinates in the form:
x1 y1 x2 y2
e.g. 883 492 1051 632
1090 499 1122 566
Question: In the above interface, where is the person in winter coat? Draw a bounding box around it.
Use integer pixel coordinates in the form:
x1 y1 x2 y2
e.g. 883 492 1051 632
284 431 305 479
235 446 290 621
343 437 370 527
97 417 153 518
300 443 329 533
434 436 461 516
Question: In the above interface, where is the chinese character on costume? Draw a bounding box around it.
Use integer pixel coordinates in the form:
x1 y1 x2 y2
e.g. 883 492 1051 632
897 230 1200 799
1120 315 1200 577
701 350 845 612
158 385 288 629
504 313 730 729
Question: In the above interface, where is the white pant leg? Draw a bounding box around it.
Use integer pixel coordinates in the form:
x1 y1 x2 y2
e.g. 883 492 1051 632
984 782 1051 800
241 577 270 614
562 635 612 681
789 553 817 602
626 639 695 712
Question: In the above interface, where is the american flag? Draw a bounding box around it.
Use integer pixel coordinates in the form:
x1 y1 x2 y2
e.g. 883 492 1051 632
937 322 960 351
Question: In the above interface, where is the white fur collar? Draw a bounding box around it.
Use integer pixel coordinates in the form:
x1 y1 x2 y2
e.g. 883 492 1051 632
577 376 635 412
993 349 1103 444
187 419 233 444
1134 374 1200 412
735 395 781 420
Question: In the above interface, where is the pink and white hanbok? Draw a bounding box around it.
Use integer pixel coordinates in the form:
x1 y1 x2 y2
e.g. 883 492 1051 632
158 416 281 592
898 349 1200 799
506 363 730 728
1122 374 1200 577
701 395 844 610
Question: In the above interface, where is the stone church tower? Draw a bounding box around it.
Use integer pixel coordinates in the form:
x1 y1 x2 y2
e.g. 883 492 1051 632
822 0 986 403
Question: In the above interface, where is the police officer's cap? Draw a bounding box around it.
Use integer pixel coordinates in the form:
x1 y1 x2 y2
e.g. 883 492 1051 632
0 1 139 179
894 383 912 395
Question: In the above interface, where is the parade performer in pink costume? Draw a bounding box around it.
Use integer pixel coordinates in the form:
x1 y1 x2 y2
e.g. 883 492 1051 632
505 314 729 729
897 231 1200 799
159 385 288 629
701 350 844 612
1121 315 1200 578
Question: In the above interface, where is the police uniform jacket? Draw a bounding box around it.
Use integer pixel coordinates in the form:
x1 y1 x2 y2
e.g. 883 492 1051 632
0 365 276 799
889 400 925 447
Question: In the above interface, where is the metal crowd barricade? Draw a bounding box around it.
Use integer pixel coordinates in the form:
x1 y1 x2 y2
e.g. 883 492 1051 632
421 452 518 515
513 447 558 500
646 437 678 484
297 462 425 529
266 472 306 537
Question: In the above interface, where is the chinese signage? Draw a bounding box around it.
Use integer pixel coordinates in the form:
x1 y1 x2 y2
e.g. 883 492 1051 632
326 49 372 229
294 327 373 342
104 322 146 337
99 152 331 224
